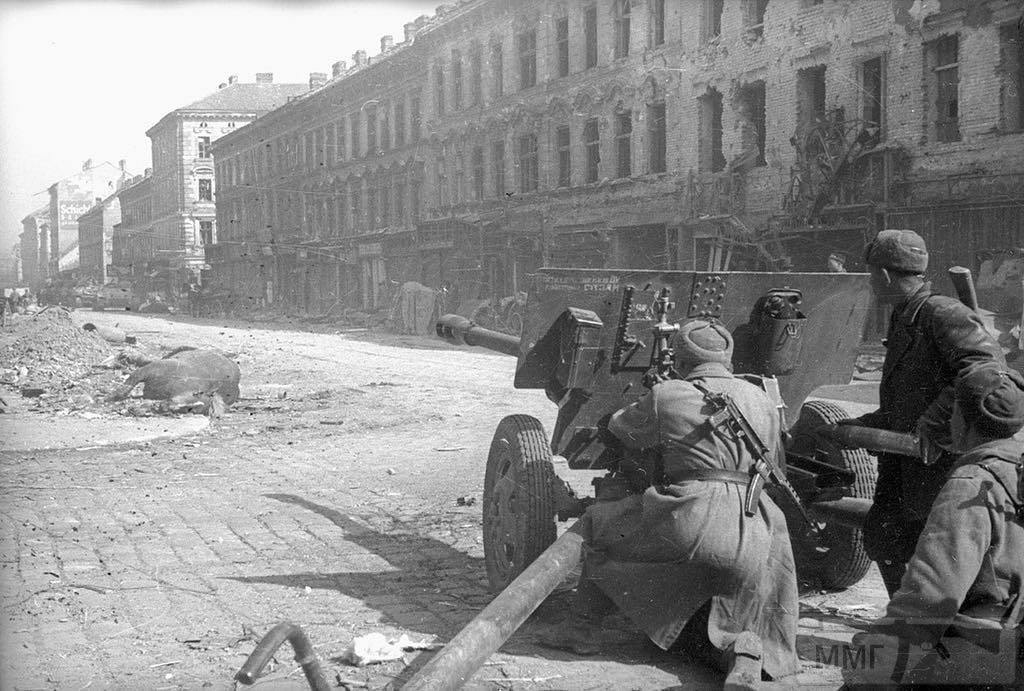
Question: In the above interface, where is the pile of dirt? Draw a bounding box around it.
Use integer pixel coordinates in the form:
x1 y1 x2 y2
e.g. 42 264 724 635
0 307 113 401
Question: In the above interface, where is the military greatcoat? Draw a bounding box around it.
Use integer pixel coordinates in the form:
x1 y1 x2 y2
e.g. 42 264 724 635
581 362 800 680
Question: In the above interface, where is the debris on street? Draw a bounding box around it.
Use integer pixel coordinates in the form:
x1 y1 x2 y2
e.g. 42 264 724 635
340 633 439 667
82 322 138 344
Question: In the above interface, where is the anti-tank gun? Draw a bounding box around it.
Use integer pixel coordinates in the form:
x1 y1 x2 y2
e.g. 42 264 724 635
410 268 889 689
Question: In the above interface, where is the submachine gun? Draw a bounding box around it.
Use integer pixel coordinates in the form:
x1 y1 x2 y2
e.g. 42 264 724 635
634 286 822 539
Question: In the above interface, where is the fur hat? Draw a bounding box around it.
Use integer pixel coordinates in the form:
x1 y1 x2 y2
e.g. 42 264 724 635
673 319 733 366
956 365 1024 438
864 229 929 274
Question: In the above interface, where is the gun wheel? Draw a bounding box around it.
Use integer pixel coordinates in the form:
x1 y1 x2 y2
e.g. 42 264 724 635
788 400 877 590
483 415 558 592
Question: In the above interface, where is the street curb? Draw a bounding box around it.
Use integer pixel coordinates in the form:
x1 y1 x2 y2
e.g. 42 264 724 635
0 413 210 452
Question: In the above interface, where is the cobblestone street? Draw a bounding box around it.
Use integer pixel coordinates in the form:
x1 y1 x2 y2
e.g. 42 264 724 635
1 312 887 689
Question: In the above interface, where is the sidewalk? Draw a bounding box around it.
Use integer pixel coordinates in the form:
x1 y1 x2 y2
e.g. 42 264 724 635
0 412 209 451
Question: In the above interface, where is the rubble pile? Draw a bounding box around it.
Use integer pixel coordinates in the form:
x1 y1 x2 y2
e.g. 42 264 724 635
0 307 114 404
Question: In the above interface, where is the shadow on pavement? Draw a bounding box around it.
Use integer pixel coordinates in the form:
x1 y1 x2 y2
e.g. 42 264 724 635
226 493 704 687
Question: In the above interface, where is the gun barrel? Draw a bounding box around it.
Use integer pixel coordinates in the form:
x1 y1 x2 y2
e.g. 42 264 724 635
404 523 585 690
435 314 522 357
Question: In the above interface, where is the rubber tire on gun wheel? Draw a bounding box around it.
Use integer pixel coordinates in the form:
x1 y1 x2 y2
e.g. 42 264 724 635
483 415 558 592
787 400 877 590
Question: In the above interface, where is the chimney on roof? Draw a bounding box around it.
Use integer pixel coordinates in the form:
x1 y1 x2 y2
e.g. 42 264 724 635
353 50 367 67
255 72 273 83
95 197 102 205
82 158 93 171
144 167 152 176
218 82 228 89
309 72 327 89
119 159 126 171
404 22 418 42
380 35 394 52
332 60 347 78
228 75 239 85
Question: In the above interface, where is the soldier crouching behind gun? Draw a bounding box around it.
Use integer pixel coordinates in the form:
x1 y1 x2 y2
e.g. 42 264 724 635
846 364 1024 686
541 318 800 689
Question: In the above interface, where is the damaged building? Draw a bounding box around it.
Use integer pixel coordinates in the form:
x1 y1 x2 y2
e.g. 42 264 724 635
207 0 1024 318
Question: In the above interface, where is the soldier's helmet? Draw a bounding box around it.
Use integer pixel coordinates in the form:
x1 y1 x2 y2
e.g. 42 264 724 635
864 229 929 274
673 318 733 367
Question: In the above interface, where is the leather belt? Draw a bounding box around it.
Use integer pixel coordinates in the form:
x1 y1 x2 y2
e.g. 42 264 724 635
669 468 751 485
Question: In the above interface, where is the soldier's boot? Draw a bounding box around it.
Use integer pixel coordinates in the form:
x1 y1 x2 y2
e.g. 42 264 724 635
723 631 762 691
536 577 611 656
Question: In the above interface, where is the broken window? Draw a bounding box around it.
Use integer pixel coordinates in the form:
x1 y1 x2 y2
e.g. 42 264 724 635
556 16 570 77
584 6 598 68
737 81 767 166
584 117 600 183
470 48 483 106
999 23 1024 132
648 102 666 173
518 134 538 192
435 64 446 116
698 88 726 173
861 56 886 136
366 104 377 154
350 112 362 158
652 0 666 46
381 176 391 226
198 178 212 202
491 42 504 98
411 95 422 141
615 110 632 178
614 0 631 59
556 125 571 187
350 178 362 227
452 50 463 110
327 125 338 163
518 29 537 89
703 0 723 42
927 34 960 142
797 64 827 128
394 102 406 147
492 139 506 196
395 180 406 225
472 146 485 199
744 0 769 39
367 183 378 228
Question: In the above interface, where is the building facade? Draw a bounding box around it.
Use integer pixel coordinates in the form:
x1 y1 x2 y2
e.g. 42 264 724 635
19 205 50 289
209 0 1024 317
144 75 308 293
112 171 153 277
45 160 132 281
77 192 122 283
